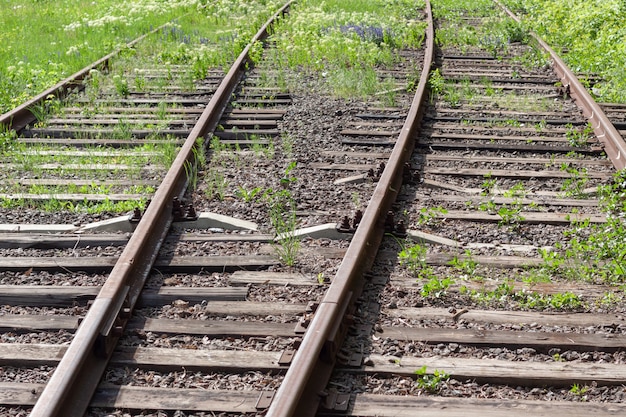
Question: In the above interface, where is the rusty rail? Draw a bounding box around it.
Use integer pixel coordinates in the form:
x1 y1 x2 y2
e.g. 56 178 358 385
265 1 434 416
496 0 626 170
27 3 293 416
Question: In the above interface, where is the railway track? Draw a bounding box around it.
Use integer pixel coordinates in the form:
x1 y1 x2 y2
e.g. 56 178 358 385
1 0 626 416
314 1 626 416
0 0 424 415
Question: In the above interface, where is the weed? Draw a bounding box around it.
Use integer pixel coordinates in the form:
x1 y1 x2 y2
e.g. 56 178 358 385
480 34 506 59
449 249 477 277
266 187 300 267
414 366 450 393
112 74 130 97
560 163 589 198
497 200 524 230
280 132 295 157
420 276 453 298
503 182 526 198
0 127 16 154
280 161 297 188
481 174 496 195
416 206 448 227
478 199 497 214
570 384 589 398
566 123 593 147
204 169 227 201
351 192 361 210
399 242 434 280
113 119 133 140
428 69 445 102
236 186 263 202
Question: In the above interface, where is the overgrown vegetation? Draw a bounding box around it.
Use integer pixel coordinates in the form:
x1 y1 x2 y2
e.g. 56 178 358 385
266 0 427 98
541 170 626 284
1 0 284 114
503 0 626 102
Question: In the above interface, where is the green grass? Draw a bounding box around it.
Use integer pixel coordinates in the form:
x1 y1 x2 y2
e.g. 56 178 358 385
503 0 626 102
266 0 427 98
0 0 285 114
0 0 201 113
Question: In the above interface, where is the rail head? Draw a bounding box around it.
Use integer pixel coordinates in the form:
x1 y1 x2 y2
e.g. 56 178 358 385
495 0 626 171
265 1 435 416
27 3 293 417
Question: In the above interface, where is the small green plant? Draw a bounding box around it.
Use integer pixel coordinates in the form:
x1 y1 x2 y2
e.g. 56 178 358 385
0 127 17 154
566 123 593 148
399 242 436 281
428 69 445 102
236 186 263 202
416 206 448 227
351 192 361 210
280 132 296 157
280 161 298 188
449 249 477 277
497 200 524 230
480 34 506 58
535 120 547 132
481 174 496 196
414 366 450 393
113 119 133 140
560 163 589 198
478 199 497 214
569 384 589 398
503 182 526 198
420 276 453 298
266 187 300 267
204 168 227 201
112 74 130 97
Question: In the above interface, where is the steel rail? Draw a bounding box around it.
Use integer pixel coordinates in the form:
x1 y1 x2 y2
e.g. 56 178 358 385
27 2 293 416
265 1 434 416
495 0 626 170
0 25 171 133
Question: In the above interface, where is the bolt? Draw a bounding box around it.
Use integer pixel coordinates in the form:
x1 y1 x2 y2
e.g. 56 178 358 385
129 207 142 223
384 211 395 233
395 219 407 238
337 215 352 233
185 204 198 220
352 210 363 229
172 197 184 220
403 163 414 184
376 162 385 178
